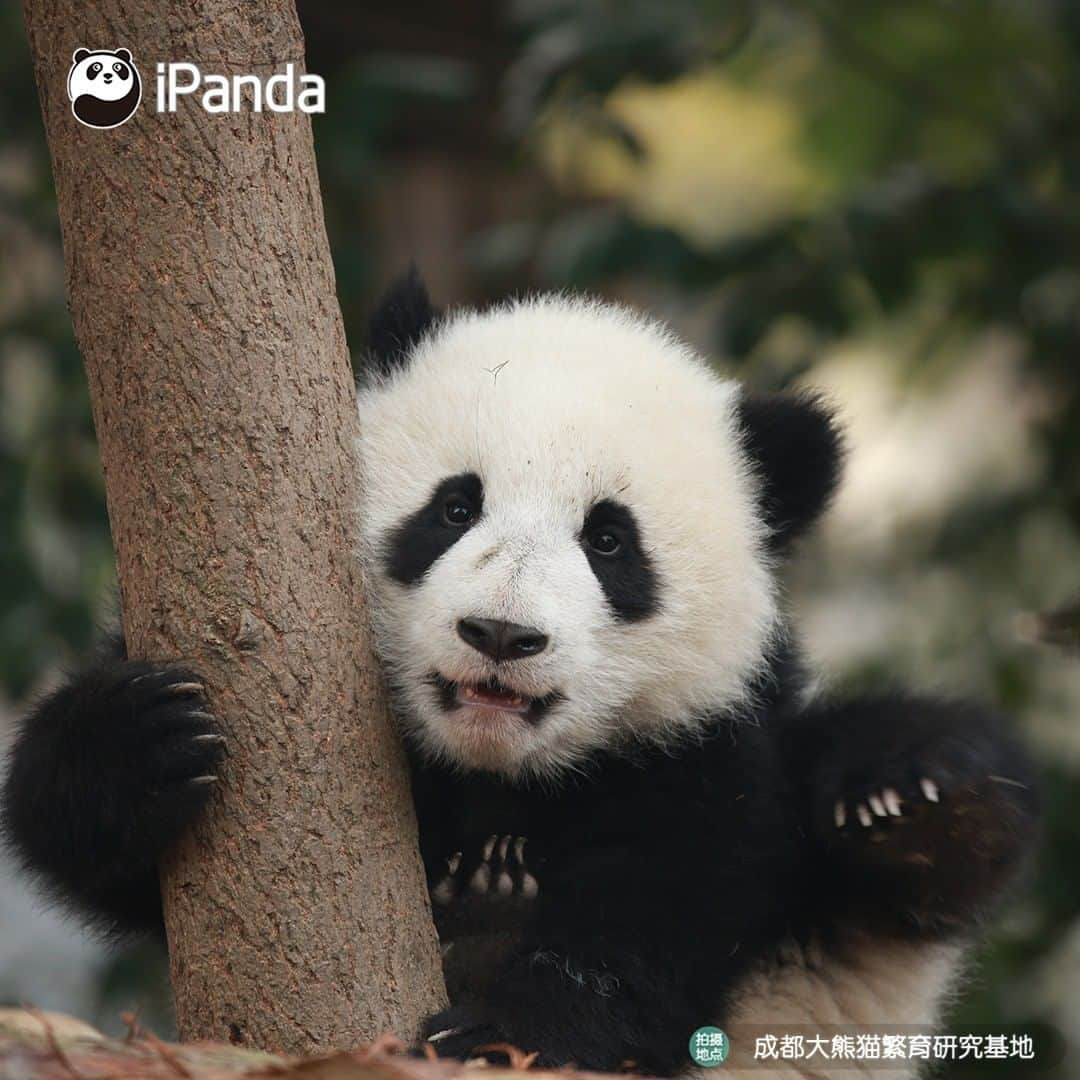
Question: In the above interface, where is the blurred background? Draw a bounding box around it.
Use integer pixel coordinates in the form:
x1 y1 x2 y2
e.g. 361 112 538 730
1 0 1078 1074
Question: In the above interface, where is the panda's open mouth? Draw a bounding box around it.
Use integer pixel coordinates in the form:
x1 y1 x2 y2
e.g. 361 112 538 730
428 674 562 724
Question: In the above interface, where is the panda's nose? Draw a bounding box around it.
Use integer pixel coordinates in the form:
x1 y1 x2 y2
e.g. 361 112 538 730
457 617 549 662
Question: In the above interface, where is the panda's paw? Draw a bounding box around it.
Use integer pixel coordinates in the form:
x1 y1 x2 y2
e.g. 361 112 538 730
821 732 1023 839
821 736 982 844
421 1005 508 1063
813 720 1036 900
431 834 539 906
82 661 225 850
829 775 938 833
3 657 225 909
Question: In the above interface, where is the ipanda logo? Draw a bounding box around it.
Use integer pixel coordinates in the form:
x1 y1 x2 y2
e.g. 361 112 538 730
67 47 325 129
67 48 142 129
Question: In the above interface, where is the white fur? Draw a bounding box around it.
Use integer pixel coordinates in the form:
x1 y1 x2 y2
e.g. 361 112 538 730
356 295 778 779
692 937 963 1078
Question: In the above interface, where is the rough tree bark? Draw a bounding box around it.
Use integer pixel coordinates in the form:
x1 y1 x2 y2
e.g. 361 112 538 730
21 0 446 1054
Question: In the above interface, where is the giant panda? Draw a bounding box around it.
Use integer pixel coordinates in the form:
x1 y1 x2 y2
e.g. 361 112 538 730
1 269 1038 1077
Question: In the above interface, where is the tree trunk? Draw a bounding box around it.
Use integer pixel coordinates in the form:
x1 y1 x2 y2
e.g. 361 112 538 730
21 0 446 1054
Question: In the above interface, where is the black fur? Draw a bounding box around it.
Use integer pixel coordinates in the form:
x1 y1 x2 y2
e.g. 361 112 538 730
386 473 483 585
366 264 441 378
581 499 660 622
737 391 844 548
0 634 222 936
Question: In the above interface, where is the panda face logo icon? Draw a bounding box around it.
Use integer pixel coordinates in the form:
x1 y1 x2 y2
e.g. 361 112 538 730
67 48 142 129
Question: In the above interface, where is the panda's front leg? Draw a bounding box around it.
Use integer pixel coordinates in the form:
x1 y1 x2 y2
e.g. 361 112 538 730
799 693 1039 934
0 631 224 936
420 842 729 1076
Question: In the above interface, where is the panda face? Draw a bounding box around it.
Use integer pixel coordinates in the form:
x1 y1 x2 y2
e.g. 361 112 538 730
357 297 779 780
67 49 141 129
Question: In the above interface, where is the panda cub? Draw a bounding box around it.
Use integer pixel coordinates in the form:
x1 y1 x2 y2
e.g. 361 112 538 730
66 48 141 129
1 271 1037 1076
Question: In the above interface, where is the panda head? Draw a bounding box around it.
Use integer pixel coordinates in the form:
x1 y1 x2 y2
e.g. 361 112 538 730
357 269 842 781
67 48 141 129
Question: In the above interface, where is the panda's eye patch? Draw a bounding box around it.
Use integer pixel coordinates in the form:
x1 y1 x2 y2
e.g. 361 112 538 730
113 62 127 76
581 498 659 621
386 472 483 586
88 62 102 78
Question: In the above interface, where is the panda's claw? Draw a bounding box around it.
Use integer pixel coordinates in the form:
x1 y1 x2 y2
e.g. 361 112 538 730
192 733 225 746
856 803 873 828
497 835 511 862
883 787 903 816
481 834 497 862
188 774 217 786
426 1027 465 1044
447 851 462 875
833 800 846 829
469 863 491 894
521 872 539 899
920 778 940 803
432 877 455 905
512 836 526 865
166 681 204 696
868 793 888 817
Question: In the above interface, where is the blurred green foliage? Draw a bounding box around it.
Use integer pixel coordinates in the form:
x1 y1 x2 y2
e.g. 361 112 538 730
1 0 1079 1067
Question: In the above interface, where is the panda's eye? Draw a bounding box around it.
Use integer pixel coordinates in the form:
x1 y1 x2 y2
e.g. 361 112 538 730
88 62 102 77
443 496 476 528
586 529 622 557
113 63 127 75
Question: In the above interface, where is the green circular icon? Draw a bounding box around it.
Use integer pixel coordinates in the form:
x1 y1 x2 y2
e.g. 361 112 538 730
689 1026 730 1067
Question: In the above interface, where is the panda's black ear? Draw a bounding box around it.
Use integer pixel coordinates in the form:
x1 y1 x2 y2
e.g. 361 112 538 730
73 48 91 63
366 265 441 378
736 391 844 550
114 48 132 62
